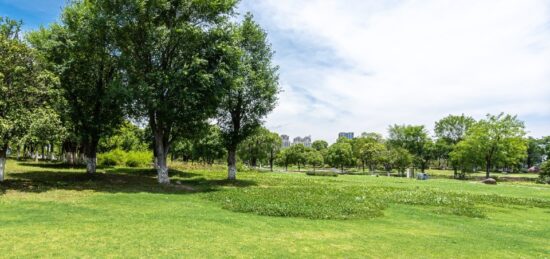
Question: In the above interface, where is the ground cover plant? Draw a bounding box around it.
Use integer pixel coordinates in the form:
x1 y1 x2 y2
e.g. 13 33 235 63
1 160 550 258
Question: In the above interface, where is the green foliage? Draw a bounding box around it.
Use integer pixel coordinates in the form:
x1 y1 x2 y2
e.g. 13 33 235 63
305 149 324 170
0 17 57 153
452 113 527 178
108 0 239 182
311 140 328 151
327 142 354 172
29 2 129 170
238 127 280 167
434 114 475 144
98 149 152 168
352 135 386 172
383 147 413 174
387 124 432 172
99 121 148 152
538 161 550 184
98 149 126 167
125 151 153 168
217 13 279 179
526 137 545 168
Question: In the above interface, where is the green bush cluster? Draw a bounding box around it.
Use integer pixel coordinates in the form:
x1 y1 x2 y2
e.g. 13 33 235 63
98 149 153 168
538 161 550 184
306 171 338 177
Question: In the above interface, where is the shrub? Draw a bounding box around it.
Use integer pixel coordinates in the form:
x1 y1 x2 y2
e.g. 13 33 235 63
306 171 338 177
98 149 126 167
98 149 153 167
538 161 550 184
125 151 153 167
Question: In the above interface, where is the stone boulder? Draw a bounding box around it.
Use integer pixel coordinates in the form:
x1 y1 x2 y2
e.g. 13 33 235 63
481 178 497 185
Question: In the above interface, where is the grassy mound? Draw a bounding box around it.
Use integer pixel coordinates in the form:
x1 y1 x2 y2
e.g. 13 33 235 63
207 186 386 219
207 184 550 220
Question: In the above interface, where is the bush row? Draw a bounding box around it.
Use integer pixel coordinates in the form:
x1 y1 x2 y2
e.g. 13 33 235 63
98 149 153 168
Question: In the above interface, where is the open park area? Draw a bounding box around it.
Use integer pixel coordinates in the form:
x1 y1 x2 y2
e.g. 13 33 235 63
1 160 549 258
2 0 550 257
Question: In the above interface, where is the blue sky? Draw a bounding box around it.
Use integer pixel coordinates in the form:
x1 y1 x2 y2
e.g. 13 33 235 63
2 0 549 142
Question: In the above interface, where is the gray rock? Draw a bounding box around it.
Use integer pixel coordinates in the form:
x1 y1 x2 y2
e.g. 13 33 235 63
481 178 497 185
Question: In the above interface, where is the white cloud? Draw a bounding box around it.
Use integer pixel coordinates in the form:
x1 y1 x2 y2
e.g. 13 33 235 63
240 0 550 142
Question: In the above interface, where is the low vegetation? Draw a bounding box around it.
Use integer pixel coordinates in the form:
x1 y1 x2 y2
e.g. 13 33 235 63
97 149 153 168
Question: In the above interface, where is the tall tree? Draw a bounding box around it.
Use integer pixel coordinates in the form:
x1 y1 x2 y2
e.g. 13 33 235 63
352 136 386 172
327 142 354 173
383 146 413 176
0 17 56 181
387 125 431 173
113 0 237 184
305 149 324 172
218 14 279 180
30 2 128 174
434 114 475 177
525 137 544 168
287 144 307 171
454 113 527 178
263 130 282 171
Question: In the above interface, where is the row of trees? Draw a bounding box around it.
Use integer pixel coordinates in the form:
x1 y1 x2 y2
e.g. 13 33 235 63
236 113 547 179
0 0 279 183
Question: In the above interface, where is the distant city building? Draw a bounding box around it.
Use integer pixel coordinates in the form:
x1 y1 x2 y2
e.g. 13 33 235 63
338 132 354 140
293 136 312 147
281 135 291 148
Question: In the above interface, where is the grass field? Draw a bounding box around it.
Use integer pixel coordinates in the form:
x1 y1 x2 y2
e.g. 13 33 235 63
1 160 549 258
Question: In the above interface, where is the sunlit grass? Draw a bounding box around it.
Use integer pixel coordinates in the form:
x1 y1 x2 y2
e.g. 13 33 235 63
1 159 549 258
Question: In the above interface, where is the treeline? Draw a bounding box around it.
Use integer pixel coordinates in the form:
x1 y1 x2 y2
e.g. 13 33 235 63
234 114 549 180
0 0 279 183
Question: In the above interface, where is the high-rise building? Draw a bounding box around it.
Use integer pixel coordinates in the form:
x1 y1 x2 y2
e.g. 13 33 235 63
338 132 354 140
281 135 291 148
292 136 312 147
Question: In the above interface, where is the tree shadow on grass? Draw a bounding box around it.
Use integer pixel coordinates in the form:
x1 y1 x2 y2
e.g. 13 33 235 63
18 162 87 169
0 166 256 196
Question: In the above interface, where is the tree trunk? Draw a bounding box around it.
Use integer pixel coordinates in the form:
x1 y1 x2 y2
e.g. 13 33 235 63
227 147 237 180
0 146 7 182
154 130 170 185
485 161 491 178
341 165 344 173
85 137 99 174
362 161 365 172
269 150 274 172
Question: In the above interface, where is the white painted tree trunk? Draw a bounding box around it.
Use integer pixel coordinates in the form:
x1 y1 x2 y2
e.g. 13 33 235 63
227 149 237 180
0 157 5 182
228 164 237 180
155 148 170 184
86 157 96 174
157 165 170 184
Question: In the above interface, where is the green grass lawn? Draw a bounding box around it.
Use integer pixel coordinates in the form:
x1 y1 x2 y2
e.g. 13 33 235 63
1 160 549 258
